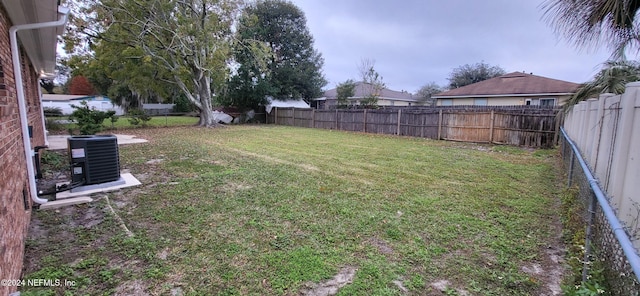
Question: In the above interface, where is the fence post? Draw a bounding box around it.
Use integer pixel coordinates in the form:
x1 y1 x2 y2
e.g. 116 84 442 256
568 149 575 187
292 107 295 126
311 109 315 128
275 107 278 125
397 109 402 135
363 109 367 133
582 193 597 283
335 109 338 130
489 110 495 143
420 113 425 138
554 110 562 146
437 110 443 140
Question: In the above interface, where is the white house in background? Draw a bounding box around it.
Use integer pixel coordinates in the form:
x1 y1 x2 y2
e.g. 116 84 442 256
42 94 125 115
314 82 418 109
265 96 310 113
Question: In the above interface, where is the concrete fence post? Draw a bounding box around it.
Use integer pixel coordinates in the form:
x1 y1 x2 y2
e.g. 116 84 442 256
583 98 599 167
591 94 613 173
597 95 620 192
610 83 640 242
577 101 589 151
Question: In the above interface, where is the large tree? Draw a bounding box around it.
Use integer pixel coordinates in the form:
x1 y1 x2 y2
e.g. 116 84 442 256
221 38 273 110
76 0 241 126
543 0 640 57
447 62 505 89
233 0 326 102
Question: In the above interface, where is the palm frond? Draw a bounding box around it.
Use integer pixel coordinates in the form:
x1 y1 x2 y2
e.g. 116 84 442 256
568 60 640 105
542 0 640 56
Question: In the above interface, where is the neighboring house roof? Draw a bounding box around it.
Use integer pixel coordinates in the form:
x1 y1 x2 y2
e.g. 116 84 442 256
322 82 417 102
432 72 580 98
265 97 310 113
42 94 108 102
3 0 66 76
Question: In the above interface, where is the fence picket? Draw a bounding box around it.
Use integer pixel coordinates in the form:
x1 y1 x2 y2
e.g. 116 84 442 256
268 106 559 148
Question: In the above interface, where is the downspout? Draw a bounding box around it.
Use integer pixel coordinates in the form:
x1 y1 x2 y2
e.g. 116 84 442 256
9 6 69 205
37 80 49 146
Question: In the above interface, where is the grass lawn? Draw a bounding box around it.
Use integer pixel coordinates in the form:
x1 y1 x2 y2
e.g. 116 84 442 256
22 125 563 295
46 115 199 133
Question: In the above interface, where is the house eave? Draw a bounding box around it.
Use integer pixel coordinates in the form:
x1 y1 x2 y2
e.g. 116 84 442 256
2 0 65 76
432 92 575 99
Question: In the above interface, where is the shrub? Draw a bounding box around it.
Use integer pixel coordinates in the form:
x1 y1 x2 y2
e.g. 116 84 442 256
68 101 116 135
109 115 120 129
127 109 151 127
44 118 65 131
43 106 63 117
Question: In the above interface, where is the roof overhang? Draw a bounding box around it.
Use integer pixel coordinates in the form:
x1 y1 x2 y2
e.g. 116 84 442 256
2 0 65 77
432 92 575 99
322 96 418 102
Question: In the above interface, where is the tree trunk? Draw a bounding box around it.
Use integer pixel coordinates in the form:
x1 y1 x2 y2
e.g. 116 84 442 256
195 74 220 127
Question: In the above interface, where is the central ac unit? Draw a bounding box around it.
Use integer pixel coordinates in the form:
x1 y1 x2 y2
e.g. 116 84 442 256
67 135 121 185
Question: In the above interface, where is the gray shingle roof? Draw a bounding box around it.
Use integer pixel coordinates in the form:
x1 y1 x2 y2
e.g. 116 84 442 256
323 82 416 101
433 72 580 98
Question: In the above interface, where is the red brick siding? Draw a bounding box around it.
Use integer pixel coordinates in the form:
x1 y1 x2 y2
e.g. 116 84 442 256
0 3 47 295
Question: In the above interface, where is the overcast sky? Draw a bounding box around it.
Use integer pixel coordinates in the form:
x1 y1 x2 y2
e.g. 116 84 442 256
291 0 612 93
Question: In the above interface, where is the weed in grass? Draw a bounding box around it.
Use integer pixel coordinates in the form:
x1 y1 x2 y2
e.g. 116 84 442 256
264 247 336 293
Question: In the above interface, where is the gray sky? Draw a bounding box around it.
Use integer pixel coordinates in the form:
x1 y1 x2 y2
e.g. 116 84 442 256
291 0 612 93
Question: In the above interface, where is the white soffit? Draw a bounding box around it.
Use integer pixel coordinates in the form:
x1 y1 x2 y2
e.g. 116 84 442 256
2 0 63 75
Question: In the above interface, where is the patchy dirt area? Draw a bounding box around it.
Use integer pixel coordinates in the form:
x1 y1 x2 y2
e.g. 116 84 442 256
301 266 357 296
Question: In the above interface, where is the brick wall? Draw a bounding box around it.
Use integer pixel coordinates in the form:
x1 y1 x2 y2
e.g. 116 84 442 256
0 4 46 295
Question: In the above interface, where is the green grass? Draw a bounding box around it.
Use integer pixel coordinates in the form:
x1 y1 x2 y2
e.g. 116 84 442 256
45 115 199 133
108 115 199 129
23 125 562 295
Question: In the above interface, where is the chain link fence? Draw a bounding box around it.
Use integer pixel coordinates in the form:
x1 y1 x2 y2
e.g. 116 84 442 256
560 129 640 295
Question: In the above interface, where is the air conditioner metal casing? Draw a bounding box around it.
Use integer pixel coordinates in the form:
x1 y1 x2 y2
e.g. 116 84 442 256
68 135 120 185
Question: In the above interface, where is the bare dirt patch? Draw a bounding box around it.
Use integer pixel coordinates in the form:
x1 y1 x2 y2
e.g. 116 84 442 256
301 266 357 296
114 279 150 296
366 237 394 255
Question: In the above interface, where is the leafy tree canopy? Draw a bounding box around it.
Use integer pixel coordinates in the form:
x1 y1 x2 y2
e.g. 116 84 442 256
231 0 327 103
64 0 241 126
447 62 505 89
68 75 96 95
336 79 356 108
416 82 444 106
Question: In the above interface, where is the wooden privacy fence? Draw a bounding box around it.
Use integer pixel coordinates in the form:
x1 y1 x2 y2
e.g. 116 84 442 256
268 107 560 148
